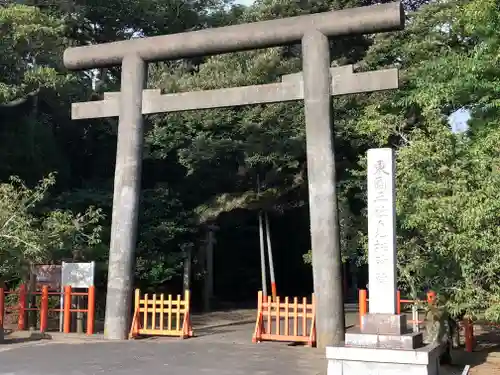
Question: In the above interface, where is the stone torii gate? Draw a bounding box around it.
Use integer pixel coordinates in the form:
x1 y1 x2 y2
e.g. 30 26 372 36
63 1 404 347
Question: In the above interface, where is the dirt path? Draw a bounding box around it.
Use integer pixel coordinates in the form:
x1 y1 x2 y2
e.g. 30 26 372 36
458 323 500 375
469 362 500 375
466 350 500 374
191 309 256 329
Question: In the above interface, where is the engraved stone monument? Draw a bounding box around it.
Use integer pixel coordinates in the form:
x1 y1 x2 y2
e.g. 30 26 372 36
326 148 442 374
367 148 397 316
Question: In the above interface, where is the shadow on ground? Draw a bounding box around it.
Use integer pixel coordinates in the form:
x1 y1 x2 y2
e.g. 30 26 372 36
1 329 52 345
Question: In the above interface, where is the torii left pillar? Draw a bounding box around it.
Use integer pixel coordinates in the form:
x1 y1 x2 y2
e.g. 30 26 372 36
104 54 147 339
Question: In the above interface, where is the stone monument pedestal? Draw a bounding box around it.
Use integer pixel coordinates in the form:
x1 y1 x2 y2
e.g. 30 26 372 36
326 314 442 375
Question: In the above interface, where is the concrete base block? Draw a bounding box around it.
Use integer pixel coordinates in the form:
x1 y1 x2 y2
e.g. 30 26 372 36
345 327 423 349
361 313 408 335
326 343 442 375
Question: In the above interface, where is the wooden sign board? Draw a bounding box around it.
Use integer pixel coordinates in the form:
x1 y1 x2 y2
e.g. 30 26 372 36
33 265 62 290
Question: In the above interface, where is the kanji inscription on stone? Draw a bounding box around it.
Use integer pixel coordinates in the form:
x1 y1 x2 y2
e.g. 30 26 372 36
367 148 397 314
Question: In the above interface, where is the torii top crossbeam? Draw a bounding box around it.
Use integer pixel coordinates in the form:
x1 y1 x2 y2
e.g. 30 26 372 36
63 1 404 70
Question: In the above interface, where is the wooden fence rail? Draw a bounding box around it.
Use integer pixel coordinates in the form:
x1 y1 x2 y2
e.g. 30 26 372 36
129 289 192 339
253 291 316 346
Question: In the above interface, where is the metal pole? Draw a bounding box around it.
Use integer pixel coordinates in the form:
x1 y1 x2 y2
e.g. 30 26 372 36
104 54 147 340
183 244 192 294
264 212 277 299
302 31 345 348
258 212 268 298
59 261 65 333
257 175 268 298
412 304 419 332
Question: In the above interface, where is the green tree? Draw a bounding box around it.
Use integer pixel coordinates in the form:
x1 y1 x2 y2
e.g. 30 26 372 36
0 4 93 187
351 0 500 322
0 173 104 283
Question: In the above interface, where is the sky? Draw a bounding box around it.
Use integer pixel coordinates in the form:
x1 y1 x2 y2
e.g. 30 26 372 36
449 108 470 133
236 0 255 5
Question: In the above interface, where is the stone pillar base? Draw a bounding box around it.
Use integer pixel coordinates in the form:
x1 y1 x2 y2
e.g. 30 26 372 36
326 343 442 375
361 313 408 335
345 327 423 350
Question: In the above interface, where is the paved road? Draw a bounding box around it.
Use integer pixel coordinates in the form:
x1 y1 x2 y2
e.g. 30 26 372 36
0 324 326 375
0 321 468 375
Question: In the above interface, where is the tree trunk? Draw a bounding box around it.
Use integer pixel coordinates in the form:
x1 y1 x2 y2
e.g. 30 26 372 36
203 230 214 312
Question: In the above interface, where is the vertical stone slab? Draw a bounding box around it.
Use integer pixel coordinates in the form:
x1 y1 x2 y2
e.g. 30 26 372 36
367 148 397 314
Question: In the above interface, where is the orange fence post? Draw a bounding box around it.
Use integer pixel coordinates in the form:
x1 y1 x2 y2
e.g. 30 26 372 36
309 294 316 346
265 295 271 336
183 290 193 338
40 286 49 332
145 293 150 331
396 290 401 315
18 284 26 330
129 289 141 339
0 286 4 331
63 286 72 333
87 286 95 335
464 319 474 352
359 289 367 327
253 291 264 343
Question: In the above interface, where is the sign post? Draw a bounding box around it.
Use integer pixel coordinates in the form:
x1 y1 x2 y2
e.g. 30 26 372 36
59 261 95 332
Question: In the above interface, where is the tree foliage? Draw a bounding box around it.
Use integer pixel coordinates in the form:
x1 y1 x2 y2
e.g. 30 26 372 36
350 0 500 321
0 173 103 282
